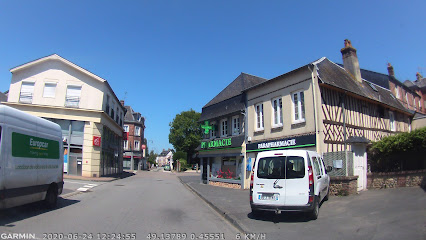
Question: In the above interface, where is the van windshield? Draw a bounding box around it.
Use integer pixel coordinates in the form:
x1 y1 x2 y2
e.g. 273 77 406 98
257 156 305 179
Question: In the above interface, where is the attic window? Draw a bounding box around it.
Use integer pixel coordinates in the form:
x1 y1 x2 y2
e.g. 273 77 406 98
368 82 378 92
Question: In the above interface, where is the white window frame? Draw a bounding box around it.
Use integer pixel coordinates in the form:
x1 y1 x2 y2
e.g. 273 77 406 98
291 90 306 124
255 103 264 131
389 111 395 131
271 97 283 128
65 85 82 108
134 140 140 151
232 116 240 136
19 81 35 103
123 125 129 132
135 126 141 136
123 140 128 150
43 82 57 98
220 119 228 137
405 92 409 106
395 86 400 98
210 121 216 139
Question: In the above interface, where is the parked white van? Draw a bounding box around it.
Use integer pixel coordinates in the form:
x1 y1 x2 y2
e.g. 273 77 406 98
250 150 330 220
0 105 63 209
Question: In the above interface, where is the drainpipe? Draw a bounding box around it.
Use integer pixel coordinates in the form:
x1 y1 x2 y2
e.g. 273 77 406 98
242 92 249 189
342 92 348 176
308 65 320 153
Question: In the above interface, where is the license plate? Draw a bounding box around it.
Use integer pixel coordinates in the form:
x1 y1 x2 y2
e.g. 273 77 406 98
258 193 279 201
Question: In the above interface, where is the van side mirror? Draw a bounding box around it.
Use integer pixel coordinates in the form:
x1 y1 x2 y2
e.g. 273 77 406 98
326 166 333 172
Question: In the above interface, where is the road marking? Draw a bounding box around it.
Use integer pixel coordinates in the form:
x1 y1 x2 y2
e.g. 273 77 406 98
77 184 98 192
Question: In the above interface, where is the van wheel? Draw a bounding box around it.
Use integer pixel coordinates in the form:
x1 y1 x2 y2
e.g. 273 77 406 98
45 186 58 209
309 197 319 220
251 209 263 217
324 188 330 201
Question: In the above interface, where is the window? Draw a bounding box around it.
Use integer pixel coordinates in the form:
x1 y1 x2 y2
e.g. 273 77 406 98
123 125 129 132
256 156 305 179
255 103 264 130
291 91 305 123
123 140 128 150
110 102 115 119
105 95 110 113
134 140 140 151
272 97 283 127
405 92 409 106
43 83 56 98
115 107 119 123
395 86 400 98
135 126 141 136
210 121 216 139
19 82 34 103
389 111 395 131
232 116 239 135
65 85 81 107
413 98 416 109
220 119 228 137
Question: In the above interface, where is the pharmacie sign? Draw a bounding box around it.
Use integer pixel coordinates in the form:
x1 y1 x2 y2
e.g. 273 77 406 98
201 138 232 149
246 134 316 152
12 132 60 159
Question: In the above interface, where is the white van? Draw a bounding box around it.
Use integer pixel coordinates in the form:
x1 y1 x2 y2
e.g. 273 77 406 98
250 149 330 220
0 105 63 209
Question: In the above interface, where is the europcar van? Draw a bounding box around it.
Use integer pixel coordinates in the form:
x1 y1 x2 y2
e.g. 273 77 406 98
250 150 330 220
0 105 63 209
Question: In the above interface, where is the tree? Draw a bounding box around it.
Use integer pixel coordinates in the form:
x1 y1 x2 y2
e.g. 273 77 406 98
168 109 201 163
147 150 158 166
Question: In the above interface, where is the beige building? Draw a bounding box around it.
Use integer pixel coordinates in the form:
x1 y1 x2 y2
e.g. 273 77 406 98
4 54 125 177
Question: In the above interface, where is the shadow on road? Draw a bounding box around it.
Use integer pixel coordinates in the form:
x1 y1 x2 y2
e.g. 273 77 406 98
0 197 79 226
116 171 136 179
247 211 310 223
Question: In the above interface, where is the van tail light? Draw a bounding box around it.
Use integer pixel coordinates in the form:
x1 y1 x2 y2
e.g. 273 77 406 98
250 171 254 202
308 166 314 203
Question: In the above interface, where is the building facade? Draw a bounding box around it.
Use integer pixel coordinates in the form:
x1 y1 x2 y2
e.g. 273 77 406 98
4 54 125 177
197 73 267 187
198 40 414 191
156 149 173 167
122 102 146 170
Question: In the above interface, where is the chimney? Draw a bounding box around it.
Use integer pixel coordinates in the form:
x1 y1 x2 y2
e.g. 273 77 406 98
416 72 423 82
120 100 125 106
387 63 395 77
341 39 362 83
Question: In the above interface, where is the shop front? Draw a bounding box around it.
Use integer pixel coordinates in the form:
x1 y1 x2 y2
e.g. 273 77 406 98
245 133 317 171
198 135 245 188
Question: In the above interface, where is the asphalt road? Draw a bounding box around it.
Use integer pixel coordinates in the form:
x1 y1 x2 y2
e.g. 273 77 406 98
0 171 239 240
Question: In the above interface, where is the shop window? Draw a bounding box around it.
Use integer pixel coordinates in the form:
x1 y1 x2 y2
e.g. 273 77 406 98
211 157 239 180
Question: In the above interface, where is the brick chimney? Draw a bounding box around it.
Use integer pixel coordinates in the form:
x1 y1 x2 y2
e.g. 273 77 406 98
416 72 423 82
387 63 395 77
120 100 125 106
341 39 362 83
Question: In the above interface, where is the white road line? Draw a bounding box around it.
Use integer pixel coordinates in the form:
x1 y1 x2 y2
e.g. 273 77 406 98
77 187 90 192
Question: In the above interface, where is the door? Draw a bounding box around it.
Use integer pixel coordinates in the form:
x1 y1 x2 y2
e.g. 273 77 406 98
311 156 327 199
284 155 309 205
353 144 367 191
253 156 286 206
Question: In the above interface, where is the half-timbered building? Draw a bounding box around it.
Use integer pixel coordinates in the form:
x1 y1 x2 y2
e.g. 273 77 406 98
245 40 413 191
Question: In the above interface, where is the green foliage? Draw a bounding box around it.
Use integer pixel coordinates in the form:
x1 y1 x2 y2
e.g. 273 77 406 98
368 127 426 172
168 109 201 161
147 150 157 166
173 151 187 162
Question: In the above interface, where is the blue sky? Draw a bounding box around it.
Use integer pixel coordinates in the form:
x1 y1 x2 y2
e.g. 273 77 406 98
1 1 425 153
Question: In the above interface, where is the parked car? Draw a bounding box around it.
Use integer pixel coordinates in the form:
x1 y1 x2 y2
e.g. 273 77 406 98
250 149 331 220
163 165 171 171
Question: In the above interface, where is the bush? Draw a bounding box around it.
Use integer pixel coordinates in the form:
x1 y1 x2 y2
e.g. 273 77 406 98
368 127 426 172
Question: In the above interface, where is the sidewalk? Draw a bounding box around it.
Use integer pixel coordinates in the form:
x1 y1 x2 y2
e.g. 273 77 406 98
64 171 136 182
178 173 251 233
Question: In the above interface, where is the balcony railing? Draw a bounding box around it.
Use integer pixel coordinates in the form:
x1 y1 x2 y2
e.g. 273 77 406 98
19 92 33 103
65 96 80 108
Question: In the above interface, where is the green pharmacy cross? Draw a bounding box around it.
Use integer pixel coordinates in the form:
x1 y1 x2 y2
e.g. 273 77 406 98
201 121 213 134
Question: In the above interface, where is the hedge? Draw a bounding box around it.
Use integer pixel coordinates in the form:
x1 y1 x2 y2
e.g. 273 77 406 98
368 127 426 172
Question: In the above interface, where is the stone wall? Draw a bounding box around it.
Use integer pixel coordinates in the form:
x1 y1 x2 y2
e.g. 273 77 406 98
329 176 358 196
209 181 241 189
367 169 426 189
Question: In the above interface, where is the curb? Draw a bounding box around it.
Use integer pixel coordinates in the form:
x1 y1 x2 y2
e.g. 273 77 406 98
178 177 249 234
60 191 82 198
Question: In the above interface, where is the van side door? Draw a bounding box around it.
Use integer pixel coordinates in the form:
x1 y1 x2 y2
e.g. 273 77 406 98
311 156 326 199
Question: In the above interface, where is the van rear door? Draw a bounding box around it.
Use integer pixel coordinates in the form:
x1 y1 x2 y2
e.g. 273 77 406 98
253 156 286 206
284 155 309 205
